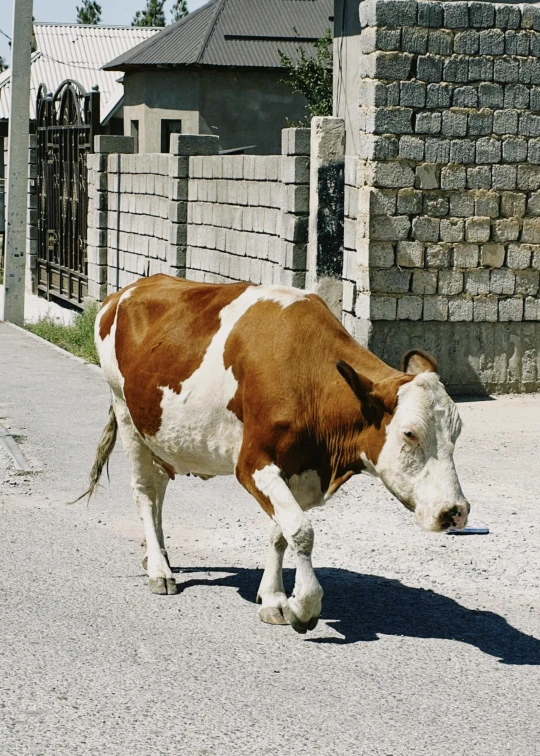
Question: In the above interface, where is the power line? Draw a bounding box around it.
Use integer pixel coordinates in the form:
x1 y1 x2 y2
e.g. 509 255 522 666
40 51 107 72
0 27 12 42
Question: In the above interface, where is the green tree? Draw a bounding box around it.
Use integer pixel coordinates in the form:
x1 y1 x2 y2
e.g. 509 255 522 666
132 0 166 27
171 0 189 22
279 28 333 127
76 0 102 24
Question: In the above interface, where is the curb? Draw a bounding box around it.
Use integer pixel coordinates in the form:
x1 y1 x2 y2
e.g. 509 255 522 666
2 322 102 375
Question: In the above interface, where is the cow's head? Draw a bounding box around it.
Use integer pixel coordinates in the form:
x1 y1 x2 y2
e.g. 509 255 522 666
337 351 469 532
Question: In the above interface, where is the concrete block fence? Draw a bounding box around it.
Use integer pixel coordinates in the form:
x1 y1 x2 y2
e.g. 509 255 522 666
87 128 317 299
185 129 309 287
337 0 540 393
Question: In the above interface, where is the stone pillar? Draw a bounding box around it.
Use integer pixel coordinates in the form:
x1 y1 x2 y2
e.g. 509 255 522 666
306 117 345 317
280 127 311 288
87 135 134 302
168 134 219 279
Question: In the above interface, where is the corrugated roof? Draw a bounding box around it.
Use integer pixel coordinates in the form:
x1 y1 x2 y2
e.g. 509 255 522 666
104 0 334 71
0 23 160 123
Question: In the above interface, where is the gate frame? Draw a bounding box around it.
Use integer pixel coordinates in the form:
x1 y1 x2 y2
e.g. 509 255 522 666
35 79 100 307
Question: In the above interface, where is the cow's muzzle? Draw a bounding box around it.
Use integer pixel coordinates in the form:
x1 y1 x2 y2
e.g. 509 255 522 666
416 500 470 532
438 500 470 531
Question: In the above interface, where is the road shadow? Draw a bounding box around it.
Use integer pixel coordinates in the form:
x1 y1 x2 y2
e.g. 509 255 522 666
172 565 540 665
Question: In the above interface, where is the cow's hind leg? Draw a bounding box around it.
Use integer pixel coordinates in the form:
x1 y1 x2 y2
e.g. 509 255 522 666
238 459 323 634
141 463 170 572
114 399 176 595
256 523 288 625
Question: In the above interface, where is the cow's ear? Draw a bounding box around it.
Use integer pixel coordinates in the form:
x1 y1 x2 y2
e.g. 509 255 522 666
401 349 438 375
337 361 373 403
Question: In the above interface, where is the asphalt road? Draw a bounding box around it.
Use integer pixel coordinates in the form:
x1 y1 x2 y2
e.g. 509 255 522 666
1 321 539 756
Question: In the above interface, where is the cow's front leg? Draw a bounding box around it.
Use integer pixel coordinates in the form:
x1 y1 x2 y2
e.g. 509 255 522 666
239 460 323 633
256 523 289 625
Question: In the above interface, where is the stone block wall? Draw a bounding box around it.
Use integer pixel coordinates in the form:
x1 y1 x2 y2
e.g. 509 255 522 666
187 156 286 286
185 133 309 287
87 130 312 298
106 153 172 293
346 0 540 392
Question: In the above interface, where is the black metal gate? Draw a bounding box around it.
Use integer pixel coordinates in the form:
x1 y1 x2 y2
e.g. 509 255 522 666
36 80 99 305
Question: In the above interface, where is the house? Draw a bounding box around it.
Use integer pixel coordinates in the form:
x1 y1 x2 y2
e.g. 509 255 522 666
0 23 160 248
0 23 160 143
103 0 334 155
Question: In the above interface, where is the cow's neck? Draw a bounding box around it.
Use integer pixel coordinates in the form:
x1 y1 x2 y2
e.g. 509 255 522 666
308 343 405 499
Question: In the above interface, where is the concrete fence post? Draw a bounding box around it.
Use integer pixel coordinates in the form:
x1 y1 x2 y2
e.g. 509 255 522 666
86 135 133 301
280 127 311 288
168 134 219 278
306 116 345 317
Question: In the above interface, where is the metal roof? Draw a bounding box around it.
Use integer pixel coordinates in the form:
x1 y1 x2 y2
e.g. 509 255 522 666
0 23 160 123
104 0 334 71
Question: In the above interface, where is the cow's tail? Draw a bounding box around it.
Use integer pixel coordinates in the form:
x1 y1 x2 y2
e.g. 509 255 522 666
70 405 118 504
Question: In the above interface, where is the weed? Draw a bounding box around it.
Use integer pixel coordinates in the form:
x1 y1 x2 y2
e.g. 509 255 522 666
26 304 100 365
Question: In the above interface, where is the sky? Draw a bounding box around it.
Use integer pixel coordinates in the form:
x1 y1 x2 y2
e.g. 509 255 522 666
0 0 208 65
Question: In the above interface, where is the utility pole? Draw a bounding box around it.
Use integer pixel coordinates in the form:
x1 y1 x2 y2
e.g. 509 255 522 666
1 0 33 326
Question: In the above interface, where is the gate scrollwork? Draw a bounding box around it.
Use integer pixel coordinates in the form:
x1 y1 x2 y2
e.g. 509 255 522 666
36 80 100 305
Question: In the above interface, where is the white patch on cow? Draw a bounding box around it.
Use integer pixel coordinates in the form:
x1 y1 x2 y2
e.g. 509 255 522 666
145 286 306 477
360 452 378 478
253 464 323 623
372 371 468 532
95 298 124 396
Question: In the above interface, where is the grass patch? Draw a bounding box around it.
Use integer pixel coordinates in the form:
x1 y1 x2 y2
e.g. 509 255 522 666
26 304 100 365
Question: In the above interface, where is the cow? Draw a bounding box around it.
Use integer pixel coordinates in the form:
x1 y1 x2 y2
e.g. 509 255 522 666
84 274 469 634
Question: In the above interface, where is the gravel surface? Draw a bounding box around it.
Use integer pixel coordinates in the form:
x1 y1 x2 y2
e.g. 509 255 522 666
1 321 539 755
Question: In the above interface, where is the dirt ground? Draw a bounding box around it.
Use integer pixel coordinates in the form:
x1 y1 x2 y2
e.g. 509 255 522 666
1 322 539 755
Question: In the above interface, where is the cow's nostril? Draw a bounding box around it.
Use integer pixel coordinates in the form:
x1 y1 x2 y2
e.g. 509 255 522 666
439 506 460 530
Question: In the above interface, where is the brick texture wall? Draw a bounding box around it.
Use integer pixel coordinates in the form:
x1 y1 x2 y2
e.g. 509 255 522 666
87 130 310 299
186 151 308 287
106 153 172 293
347 0 540 392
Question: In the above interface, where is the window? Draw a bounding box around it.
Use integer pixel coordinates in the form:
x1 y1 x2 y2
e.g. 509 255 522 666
160 119 182 153
130 120 139 153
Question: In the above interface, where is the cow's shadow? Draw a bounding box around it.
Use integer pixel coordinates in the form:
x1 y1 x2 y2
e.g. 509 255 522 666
172 565 540 665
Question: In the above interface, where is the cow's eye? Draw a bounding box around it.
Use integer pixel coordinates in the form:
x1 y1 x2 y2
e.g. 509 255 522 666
403 430 417 441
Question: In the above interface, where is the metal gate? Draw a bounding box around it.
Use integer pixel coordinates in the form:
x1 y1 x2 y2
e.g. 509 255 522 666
36 80 99 306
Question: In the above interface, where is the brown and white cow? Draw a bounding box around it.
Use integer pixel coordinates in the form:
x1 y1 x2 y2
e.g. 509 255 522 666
86 274 469 634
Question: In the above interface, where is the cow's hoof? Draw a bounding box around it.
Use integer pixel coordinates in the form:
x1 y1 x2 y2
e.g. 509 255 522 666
149 577 177 595
280 604 319 634
142 549 169 572
280 603 320 634
259 606 289 625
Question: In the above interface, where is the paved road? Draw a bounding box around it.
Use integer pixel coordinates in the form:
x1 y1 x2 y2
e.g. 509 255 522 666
1 322 539 756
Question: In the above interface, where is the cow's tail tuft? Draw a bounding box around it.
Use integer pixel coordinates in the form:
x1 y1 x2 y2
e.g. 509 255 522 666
70 404 118 504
